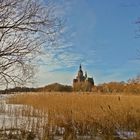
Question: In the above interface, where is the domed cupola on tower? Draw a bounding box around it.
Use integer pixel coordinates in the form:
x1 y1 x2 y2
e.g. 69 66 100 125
76 64 85 82
78 64 83 78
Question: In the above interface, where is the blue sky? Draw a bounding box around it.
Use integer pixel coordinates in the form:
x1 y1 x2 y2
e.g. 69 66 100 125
36 0 140 86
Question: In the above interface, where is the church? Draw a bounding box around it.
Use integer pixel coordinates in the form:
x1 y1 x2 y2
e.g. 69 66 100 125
73 65 94 91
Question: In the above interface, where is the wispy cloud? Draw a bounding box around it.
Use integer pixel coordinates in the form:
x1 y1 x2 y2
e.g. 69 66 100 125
35 65 73 86
38 50 84 70
34 0 119 86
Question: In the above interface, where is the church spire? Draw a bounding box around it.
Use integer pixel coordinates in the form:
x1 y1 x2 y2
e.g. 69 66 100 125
79 64 82 70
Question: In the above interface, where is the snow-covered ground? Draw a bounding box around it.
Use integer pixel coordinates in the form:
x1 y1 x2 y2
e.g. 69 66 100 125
0 95 47 139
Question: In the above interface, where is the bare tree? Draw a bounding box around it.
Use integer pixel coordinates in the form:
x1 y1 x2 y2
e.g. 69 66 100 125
0 0 62 88
128 75 140 84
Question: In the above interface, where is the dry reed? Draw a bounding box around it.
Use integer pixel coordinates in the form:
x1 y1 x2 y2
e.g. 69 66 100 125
7 92 140 139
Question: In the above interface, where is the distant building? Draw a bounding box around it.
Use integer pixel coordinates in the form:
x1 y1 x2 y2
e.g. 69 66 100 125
73 64 94 91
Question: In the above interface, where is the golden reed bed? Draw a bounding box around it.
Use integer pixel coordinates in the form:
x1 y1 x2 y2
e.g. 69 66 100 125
8 93 140 134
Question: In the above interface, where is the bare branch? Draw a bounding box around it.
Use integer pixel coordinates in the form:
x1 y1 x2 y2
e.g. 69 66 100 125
0 0 63 88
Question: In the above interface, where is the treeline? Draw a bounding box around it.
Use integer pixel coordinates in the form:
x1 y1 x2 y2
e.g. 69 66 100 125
0 87 37 94
95 82 140 94
0 76 140 94
0 83 72 94
37 83 72 92
94 75 140 94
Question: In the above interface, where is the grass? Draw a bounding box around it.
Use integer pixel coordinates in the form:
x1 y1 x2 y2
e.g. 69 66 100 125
6 92 140 139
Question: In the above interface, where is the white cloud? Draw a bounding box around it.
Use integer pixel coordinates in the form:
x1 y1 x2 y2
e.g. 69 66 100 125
35 65 74 86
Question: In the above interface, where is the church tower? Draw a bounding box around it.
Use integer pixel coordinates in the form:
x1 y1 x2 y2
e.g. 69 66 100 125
73 64 94 91
77 64 84 82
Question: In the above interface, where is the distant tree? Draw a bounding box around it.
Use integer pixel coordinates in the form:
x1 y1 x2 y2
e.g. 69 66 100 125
96 78 140 94
39 83 73 92
128 75 140 84
0 0 62 88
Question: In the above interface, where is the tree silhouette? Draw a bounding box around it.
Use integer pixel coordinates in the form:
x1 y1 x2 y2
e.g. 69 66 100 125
0 0 62 88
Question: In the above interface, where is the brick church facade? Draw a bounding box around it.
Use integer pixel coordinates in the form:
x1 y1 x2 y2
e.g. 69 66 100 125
73 65 94 91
